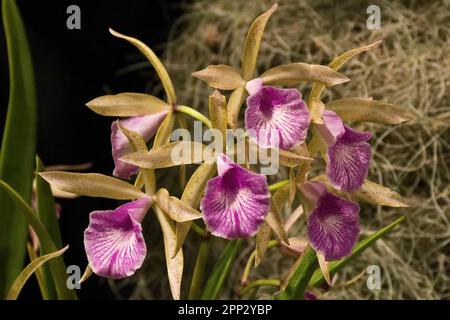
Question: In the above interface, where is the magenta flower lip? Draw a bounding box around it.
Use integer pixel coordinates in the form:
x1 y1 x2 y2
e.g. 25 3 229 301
318 110 372 192
244 79 311 151
300 182 360 261
84 197 152 279
200 153 270 239
111 112 168 180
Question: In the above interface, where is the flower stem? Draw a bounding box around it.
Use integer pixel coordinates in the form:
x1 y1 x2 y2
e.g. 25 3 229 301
241 240 279 286
175 105 212 129
240 279 281 296
188 238 211 299
191 221 208 237
268 179 289 192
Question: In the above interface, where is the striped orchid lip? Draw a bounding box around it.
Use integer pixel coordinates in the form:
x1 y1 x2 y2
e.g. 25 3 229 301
111 112 168 180
300 182 360 261
244 78 311 151
84 197 152 279
317 110 372 192
200 153 270 239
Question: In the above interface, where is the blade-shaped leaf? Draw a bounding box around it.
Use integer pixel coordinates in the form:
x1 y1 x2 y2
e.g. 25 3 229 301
0 180 77 299
241 4 278 80
109 29 177 104
35 157 63 299
309 216 406 287
227 86 246 128
86 92 171 117
192 65 244 90
154 205 184 300
6 246 69 300
277 246 318 300
260 63 350 87
122 141 214 169
39 172 146 200
327 97 414 124
154 188 202 222
26 243 49 299
0 0 36 297
201 239 242 300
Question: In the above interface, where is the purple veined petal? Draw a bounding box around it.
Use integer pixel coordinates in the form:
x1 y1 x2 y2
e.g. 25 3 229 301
245 85 311 150
200 153 270 239
327 125 372 192
317 110 345 144
245 78 263 95
84 197 152 279
111 112 168 180
307 189 360 261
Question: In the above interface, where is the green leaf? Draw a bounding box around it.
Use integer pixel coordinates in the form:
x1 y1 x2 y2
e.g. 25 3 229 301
309 216 406 287
39 172 146 200
109 29 177 104
326 97 414 124
6 246 69 300
35 156 63 299
86 92 171 117
201 239 243 299
276 246 318 300
0 180 77 299
0 0 37 297
241 4 278 80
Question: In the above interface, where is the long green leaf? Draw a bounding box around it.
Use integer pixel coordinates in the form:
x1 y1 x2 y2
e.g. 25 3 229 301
35 156 61 299
6 246 68 300
309 216 406 287
201 239 242 299
0 0 37 297
276 246 317 300
0 180 77 299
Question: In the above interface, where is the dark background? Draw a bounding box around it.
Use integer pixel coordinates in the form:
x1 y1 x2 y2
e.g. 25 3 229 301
0 0 182 299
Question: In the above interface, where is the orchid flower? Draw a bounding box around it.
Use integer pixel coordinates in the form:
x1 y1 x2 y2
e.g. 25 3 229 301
111 113 168 180
244 78 311 150
84 196 152 279
300 181 360 261
317 110 372 192
200 153 270 239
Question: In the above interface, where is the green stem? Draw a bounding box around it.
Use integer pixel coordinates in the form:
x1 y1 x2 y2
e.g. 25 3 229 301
175 105 212 128
240 279 280 296
241 240 279 286
188 239 211 299
191 221 208 237
268 179 289 192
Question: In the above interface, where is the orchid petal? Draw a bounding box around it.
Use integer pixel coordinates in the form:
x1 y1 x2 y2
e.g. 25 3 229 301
200 154 270 239
84 197 152 279
245 85 310 150
111 112 167 179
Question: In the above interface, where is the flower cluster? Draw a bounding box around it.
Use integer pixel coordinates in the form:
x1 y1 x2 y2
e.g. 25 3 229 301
39 3 410 300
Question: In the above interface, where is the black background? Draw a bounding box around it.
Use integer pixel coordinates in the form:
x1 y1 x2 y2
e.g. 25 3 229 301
0 0 182 299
